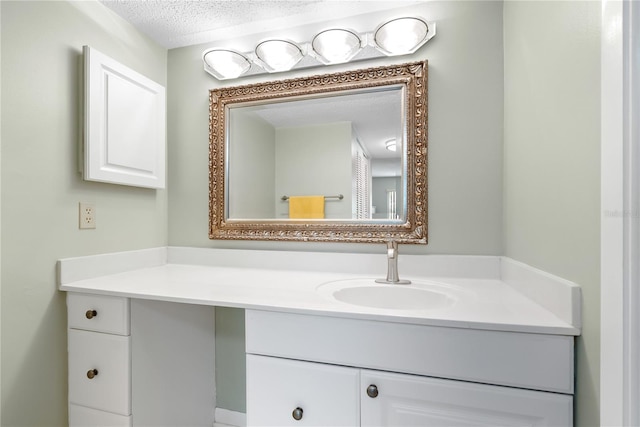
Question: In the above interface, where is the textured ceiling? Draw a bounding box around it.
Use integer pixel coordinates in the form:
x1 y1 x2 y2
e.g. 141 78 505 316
99 0 422 49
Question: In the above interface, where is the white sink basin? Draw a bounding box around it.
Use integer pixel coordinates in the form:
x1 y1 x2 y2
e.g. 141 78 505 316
317 279 459 311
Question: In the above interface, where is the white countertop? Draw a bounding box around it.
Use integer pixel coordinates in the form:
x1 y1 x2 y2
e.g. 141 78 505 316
58 247 581 336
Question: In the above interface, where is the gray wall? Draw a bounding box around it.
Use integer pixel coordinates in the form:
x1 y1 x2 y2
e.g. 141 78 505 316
228 111 276 219
167 2 505 255
275 122 353 219
168 0 504 414
503 2 600 425
1 1 167 425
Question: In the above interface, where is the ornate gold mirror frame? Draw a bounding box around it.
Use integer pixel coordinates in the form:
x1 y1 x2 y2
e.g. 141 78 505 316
209 61 427 243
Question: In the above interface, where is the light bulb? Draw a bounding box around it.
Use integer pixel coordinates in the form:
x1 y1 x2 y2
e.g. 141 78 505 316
312 29 361 64
255 40 303 72
374 17 429 55
203 49 251 79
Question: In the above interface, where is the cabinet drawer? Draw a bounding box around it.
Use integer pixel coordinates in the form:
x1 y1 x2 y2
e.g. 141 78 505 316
69 404 132 427
360 370 572 426
67 293 130 335
68 329 131 415
247 355 360 426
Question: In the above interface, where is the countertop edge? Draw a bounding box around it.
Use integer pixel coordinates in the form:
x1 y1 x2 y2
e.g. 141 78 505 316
59 281 580 336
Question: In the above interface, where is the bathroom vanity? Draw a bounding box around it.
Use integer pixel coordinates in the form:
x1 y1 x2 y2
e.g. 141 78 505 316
58 247 580 426
246 310 572 425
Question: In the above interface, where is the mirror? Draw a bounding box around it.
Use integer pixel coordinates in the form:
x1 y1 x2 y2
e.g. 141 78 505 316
209 61 427 243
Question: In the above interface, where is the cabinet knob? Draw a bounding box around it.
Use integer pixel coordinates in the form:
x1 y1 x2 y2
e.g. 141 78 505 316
87 369 99 379
85 310 98 319
292 407 303 421
367 384 379 398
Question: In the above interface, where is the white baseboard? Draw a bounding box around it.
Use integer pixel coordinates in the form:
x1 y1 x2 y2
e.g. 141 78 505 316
214 408 246 427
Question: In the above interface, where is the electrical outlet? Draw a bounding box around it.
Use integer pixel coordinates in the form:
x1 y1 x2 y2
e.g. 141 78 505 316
79 202 96 229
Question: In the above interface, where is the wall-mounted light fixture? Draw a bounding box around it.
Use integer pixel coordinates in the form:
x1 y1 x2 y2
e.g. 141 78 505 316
202 17 435 80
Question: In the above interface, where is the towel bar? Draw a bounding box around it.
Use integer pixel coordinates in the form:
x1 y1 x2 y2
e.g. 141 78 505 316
281 194 344 201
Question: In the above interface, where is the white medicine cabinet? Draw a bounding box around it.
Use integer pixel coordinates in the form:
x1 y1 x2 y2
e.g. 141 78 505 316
83 46 166 189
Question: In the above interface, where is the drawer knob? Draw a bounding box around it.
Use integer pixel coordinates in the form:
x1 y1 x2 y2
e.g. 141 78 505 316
367 384 379 398
292 407 303 421
85 310 98 319
86 369 99 379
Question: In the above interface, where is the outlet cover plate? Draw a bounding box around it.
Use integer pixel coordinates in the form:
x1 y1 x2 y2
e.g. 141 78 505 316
79 202 96 229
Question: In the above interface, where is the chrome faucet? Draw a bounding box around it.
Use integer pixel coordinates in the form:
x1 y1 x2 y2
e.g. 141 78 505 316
376 241 411 285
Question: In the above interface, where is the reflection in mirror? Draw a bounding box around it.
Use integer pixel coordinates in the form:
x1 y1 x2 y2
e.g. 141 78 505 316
209 61 427 243
227 87 405 221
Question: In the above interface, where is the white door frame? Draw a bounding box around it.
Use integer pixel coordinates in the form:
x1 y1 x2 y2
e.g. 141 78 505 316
601 1 640 425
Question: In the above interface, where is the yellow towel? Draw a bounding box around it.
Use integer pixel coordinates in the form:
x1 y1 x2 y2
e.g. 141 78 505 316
289 196 325 219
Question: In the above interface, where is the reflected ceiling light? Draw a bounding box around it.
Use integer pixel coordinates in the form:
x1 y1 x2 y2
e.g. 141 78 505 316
385 139 397 152
202 49 251 80
374 17 429 56
255 39 303 73
311 29 362 64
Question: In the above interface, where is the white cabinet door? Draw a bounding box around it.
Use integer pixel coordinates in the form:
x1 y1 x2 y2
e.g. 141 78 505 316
246 355 360 426
83 46 166 189
130 299 216 427
360 370 572 427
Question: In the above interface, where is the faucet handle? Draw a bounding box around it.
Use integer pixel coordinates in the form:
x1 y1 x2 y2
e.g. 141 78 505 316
386 240 398 259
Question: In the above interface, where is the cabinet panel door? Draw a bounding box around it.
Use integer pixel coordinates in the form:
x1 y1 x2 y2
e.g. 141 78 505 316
130 299 216 427
247 355 360 426
68 329 131 415
84 46 166 189
360 370 572 427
